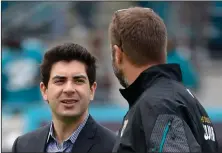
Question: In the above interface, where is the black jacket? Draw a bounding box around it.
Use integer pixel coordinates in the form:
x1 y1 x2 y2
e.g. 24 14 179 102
113 64 218 152
12 115 116 153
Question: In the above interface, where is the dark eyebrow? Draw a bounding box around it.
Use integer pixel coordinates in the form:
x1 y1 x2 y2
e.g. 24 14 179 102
52 75 66 80
73 75 87 80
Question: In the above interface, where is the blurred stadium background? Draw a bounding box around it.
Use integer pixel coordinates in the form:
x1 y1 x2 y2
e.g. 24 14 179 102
1 1 222 151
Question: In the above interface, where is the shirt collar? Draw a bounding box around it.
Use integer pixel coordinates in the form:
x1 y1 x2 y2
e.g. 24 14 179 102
47 113 89 144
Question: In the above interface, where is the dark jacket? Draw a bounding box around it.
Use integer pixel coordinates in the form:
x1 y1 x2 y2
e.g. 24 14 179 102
113 64 218 152
12 115 116 152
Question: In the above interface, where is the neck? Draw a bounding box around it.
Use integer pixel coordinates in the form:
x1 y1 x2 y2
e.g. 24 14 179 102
124 63 158 86
52 110 88 144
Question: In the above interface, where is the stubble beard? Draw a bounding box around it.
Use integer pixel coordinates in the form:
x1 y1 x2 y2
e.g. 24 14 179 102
112 61 129 88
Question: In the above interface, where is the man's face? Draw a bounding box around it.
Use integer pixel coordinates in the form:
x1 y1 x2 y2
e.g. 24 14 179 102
111 46 129 88
40 60 96 119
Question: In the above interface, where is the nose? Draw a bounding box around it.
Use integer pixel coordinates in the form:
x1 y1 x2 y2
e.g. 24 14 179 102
63 81 75 95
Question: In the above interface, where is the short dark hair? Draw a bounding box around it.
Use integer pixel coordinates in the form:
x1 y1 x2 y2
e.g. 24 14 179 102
40 43 97 87
109 7 167 65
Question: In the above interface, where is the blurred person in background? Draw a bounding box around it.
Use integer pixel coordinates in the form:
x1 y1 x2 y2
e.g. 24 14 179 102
136 1 170 23
207 2 222 59
69 1 99 41
90 32 113 103
12 43 116 153
70 2 97 31
2 35 43 113
108 7 218 152
69 2 113 103
167 36 200 92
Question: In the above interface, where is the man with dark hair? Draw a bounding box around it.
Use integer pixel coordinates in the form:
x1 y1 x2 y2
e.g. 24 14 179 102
12 43 116 153
108 7 218 152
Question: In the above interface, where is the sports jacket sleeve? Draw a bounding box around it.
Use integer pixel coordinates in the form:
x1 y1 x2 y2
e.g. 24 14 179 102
139 99 202 152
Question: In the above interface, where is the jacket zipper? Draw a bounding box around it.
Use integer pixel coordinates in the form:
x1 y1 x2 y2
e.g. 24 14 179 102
159 120 172 152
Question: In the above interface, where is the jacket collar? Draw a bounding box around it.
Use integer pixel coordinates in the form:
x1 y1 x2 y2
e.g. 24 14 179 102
46 114 89 144
119 64 182 107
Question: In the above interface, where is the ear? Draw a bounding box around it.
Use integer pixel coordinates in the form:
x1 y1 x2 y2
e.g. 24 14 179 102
113 45 123 65
40 82 48 101
90 82 97 101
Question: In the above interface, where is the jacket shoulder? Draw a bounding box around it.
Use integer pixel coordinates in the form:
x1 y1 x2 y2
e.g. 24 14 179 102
137 79 186 113
12 124 50 152
18 124 50 141
147 77 189 99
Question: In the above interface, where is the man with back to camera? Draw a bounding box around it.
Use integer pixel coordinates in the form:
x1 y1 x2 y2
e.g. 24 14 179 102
108 7 218 152
12 43 116 152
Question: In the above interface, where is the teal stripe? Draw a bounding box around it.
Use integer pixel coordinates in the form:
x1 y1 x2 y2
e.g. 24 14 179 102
159 121 172 152
89 105 127 122
205 108 222 122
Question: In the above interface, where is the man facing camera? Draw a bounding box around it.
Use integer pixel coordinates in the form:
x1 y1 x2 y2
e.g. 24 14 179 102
12 43 116 152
